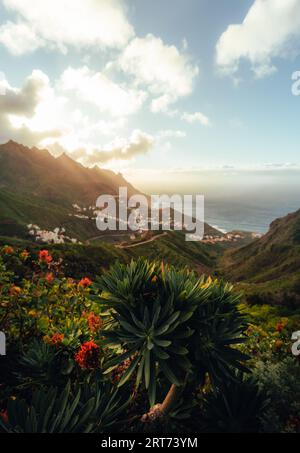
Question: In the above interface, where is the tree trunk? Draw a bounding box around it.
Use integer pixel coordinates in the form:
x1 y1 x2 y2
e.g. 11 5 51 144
160 384 182 415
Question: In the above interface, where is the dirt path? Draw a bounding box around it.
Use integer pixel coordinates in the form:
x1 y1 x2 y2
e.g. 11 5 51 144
85 233 128 245
115 232 168 249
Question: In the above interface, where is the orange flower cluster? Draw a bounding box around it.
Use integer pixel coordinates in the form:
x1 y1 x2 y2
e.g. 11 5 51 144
9 286 21 296
86 312 102 333
3 246 13 255
44 333 64 346
78 277 92 288
39 250 52 265
50 333 64 345
20 250 29 260
45 272 54 283
75 341 100 369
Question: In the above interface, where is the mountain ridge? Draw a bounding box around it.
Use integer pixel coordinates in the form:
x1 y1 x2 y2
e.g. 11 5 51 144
0 140 221 244
220 208 300 305
0 140 139 206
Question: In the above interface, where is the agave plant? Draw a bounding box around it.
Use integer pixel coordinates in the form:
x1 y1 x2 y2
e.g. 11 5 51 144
15 339 74 388
201 374 269 433
78 377 130 432
189 279 249 386
0 380 129 433
94 258 249 413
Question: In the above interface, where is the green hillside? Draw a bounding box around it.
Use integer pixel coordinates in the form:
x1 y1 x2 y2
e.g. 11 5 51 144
0 230 220 279
0 141 221 244
220 209 300 306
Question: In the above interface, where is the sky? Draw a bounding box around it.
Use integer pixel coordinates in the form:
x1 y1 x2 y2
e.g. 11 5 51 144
1 0 300 195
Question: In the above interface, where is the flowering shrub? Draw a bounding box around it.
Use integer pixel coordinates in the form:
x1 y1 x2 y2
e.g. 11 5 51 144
75 341 101 369
78 277 92 288
0 247 104 358
0 246 298 433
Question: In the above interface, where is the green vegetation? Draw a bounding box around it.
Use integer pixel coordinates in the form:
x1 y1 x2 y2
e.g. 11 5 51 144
1 141 300 432
0 230 219 279
219 209 300 307
0 247 299 433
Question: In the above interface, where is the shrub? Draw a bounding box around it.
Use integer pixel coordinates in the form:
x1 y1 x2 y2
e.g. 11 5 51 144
201 374 269 433
94 259 249 415
0 380 129 433
253 357 300 433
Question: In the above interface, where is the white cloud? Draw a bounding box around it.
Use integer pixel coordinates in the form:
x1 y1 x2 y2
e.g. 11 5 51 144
59 66 147 117
0 21 43 55
151 94 174 114
158 130 186 139
216 0 300 78
119 34 199 112
182 111 211 127
0 0 133 54
55 129 154 165
0 69 155 166
0 70 63 145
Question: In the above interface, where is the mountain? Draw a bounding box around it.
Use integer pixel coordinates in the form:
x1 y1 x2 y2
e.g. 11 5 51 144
0 140 144 241
0 140 221 245
0 140 229 276
220 209 300 306
0 140 139 205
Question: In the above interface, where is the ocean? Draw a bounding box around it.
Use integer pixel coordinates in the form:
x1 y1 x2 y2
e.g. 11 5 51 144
204 195 300 234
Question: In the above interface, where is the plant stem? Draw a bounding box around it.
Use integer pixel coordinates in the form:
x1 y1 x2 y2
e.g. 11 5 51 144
160 384 182 415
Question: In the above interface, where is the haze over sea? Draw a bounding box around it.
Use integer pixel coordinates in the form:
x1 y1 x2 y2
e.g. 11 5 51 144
204 195 300 234
136 172 300 235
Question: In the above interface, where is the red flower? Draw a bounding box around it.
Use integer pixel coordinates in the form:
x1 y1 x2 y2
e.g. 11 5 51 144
276 323 284 333
78 277 92 288
0 410 8 424
39 250 52 264
45 272 54 283
20 250 30 260
87 312 102 333
9 286 22 296
3 246 13 255
75 341 100 369
50 333 64 345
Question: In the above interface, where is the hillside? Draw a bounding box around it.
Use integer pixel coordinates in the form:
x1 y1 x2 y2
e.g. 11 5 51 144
0 140 138 205
0 140 144 241
220 209 300 306
0 140 228 274
0 141 222 244
0 230 219 279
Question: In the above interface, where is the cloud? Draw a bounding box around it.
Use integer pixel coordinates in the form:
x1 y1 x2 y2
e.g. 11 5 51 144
0 70 63 145
182 111 211 127
51 129 154 166
0 0 134 55
0 21 43 55
158 130 186 139
0 69 49 116
59 66 147 117
216 0 300 78
118 34 199 112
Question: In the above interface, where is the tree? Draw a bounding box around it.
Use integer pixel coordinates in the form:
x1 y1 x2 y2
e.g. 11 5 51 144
94 258 249 421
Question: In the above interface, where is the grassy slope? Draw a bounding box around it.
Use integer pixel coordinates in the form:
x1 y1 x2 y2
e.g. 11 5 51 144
0 231 221 279
219 210 300 307
0 189 100 241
